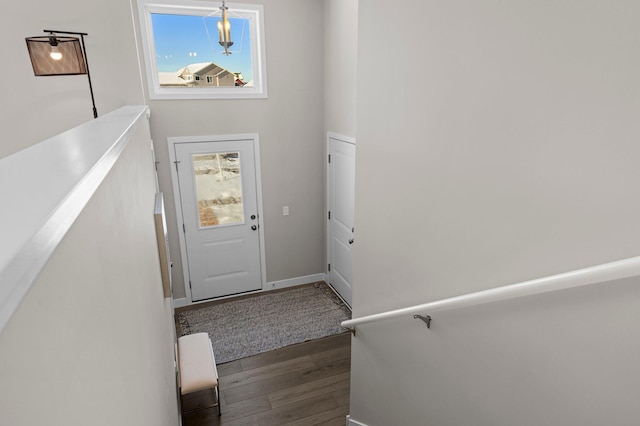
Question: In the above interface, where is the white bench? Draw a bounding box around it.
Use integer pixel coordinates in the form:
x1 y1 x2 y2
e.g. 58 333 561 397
177 333 221 416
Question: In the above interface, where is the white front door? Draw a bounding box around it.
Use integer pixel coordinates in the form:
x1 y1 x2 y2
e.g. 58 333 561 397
327 134 355 307
171 136 264 302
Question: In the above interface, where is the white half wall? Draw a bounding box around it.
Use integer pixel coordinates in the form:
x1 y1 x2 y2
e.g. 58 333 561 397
0 110 178 426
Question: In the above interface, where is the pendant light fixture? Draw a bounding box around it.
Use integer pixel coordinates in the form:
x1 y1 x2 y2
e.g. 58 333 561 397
217 1 233 55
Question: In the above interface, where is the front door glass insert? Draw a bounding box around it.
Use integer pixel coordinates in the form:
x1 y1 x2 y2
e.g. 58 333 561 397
192 152 243 227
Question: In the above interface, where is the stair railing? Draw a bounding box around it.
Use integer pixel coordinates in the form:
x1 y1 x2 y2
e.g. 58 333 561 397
341 256 640 335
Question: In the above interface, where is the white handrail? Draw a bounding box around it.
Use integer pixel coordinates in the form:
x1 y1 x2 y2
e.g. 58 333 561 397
341 256 640 331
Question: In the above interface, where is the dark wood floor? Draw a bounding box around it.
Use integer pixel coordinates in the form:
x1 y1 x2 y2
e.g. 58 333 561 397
181 333 352 426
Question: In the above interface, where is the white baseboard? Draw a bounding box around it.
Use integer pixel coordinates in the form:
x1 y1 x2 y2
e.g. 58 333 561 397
173 297 188 308
172 274 328 308
346 416 369 426
267 273 327 290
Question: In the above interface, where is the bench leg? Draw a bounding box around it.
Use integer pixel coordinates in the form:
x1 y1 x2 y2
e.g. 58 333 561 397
180 385 221 416
213 386 221 416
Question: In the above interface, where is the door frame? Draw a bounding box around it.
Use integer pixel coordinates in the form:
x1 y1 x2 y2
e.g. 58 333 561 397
168 133 266 305
326 131 355 307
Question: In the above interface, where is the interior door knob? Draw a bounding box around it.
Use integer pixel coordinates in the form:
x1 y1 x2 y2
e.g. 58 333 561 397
348 239 354 244
251 225 257 230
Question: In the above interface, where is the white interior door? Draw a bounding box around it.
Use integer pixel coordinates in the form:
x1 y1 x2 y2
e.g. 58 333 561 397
327 135 355 307
172 137 264 301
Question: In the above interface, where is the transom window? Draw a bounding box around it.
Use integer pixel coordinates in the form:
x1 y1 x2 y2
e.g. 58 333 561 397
137 0 267 99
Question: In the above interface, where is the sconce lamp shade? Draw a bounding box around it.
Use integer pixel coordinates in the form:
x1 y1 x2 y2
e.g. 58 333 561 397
25 36 87 76
25 30 97 118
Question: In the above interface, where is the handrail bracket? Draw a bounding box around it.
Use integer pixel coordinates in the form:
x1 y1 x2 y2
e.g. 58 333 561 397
414 314 432 329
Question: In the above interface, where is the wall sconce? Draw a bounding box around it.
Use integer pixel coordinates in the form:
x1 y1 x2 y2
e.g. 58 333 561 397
217 1 233 55
25 30 98 118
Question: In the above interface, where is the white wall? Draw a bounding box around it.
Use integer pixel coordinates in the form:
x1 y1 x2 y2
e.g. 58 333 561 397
353 0 640 316
0 0 144 159
350 0 640 424
0 120 179 426
323 0 358 287
324 0 358 139
132 0 326 299
350 274 640 426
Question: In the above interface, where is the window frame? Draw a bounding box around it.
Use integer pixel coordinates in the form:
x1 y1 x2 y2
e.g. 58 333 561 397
137 0 268 100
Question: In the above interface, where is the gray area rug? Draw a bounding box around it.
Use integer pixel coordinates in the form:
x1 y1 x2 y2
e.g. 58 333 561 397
176 282 352 364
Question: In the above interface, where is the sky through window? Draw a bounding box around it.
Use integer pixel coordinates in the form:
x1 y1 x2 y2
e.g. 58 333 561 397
137 0 267 99
151 13 254 82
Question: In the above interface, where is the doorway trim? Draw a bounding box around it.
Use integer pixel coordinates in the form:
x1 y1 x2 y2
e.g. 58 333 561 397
168 133 266 305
